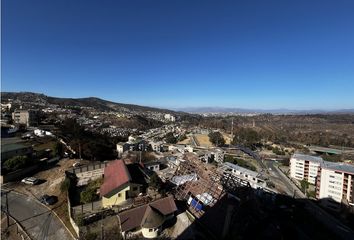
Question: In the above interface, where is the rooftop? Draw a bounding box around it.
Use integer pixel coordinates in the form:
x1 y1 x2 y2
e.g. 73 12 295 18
291 153 324 164
118 196 177 232
222 162 259 178
322 161 354 174
100 160 131 197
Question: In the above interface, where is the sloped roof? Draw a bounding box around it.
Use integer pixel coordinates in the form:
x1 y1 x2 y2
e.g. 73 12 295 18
141 206 165 228
100 160 131 197
119 196 177 232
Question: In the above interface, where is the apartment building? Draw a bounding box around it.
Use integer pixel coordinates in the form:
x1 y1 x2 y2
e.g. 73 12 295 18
289 153 323 184
12 109 38 127
316 162 354 209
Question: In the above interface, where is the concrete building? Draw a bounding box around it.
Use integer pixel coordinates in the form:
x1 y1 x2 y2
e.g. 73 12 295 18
211 148 225 163
316 162 354 210
150 141 164 153
289 153 323 184
1 138 33 161
12 109 38 127
116 142 129 158
164 114 176 122
220 162 267 189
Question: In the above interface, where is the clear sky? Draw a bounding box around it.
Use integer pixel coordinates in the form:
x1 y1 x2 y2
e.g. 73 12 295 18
2 0 354 110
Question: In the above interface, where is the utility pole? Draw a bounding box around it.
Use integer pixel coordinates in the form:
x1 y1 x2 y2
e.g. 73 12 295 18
231 118 234 144
6 191 10 228
79 142 82 160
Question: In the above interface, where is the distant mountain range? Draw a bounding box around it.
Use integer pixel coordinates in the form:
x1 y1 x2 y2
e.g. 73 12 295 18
1 92 185 115
175 107 354 115
2 92 353 115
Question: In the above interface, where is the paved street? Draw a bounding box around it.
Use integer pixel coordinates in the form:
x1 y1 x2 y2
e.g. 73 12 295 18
1 190 73 240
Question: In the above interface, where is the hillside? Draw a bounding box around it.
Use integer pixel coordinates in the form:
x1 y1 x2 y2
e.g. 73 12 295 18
1 92 182 115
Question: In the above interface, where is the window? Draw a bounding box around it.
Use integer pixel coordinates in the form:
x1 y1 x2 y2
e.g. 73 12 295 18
149 229 153 232
133 187 138 191
118 193 121 197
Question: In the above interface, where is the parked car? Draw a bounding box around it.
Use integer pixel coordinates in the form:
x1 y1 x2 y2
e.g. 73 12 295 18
72 162 82 168
40 195 58 205
21 177 40 185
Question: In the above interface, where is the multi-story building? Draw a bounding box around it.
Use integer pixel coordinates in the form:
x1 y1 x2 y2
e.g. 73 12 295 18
220 162 267 189
164 114 176 122
289 153 323 184
12 109 38 127
316 162 354 210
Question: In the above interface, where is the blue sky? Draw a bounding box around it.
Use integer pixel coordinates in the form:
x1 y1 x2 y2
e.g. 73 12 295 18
2 0 354 109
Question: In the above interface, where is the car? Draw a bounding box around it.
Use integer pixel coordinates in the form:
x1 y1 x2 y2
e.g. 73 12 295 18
40 195 58 205
73 162 82 168
21 177 40 185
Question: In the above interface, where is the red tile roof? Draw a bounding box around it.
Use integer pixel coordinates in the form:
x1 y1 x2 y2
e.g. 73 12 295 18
100 160 131 197
118 196 177 232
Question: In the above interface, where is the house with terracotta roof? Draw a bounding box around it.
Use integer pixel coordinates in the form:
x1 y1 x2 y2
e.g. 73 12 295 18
100 160 147 208
118 196 177 239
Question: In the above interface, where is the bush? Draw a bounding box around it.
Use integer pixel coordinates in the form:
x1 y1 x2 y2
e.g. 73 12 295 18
60 177 71 193
149 173 162 189
224 155 256 171
165 132 177 144
80 188 97 204
3 155 30 171
208 132 225 147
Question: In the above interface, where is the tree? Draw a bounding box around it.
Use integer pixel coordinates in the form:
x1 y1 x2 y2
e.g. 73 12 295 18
300 179 309 193
53 142 64 157
178 134 187 142
60 177 71 193
80 188 97 204
165 132 177 144
208 132 225 147
149 173 162 189
3 155 29 171
232 128 261 149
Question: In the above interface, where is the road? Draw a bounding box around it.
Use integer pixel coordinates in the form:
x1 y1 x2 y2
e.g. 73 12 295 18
1 190 73 240
265 161 354 240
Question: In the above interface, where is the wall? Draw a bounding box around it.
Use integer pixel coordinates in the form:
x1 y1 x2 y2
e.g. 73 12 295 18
142 227 159 238
1 165 39 184
102 185 130 207
67 193 80 237
68 162 108 186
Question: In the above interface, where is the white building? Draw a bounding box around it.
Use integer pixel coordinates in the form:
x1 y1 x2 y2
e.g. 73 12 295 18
116 142 129 158
316 162 354 210
150 141 164 153
12 109 38 127
220 162 266 189
164 114 176 122
289 153 323 184
211 148 225 163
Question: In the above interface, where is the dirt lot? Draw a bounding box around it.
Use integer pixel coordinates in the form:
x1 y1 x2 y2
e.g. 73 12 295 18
194 134 213 147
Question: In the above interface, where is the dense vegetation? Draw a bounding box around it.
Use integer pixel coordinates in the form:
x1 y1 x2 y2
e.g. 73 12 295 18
224 155 256 171
58 118 126 161
208 131 225 146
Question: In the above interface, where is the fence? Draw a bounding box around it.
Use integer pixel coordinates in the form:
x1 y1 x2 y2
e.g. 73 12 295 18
72 200 103 216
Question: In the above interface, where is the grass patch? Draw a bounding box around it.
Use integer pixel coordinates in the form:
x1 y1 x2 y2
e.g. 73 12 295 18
224 155 257 171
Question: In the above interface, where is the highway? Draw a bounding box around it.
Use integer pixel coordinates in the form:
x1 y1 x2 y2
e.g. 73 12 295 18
265 161 354 240
1 190 73 240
